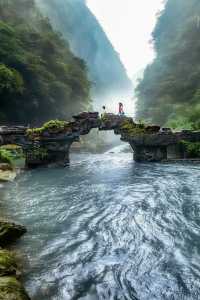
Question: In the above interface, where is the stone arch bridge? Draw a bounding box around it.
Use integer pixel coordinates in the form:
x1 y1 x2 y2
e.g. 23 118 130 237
0 112 199 167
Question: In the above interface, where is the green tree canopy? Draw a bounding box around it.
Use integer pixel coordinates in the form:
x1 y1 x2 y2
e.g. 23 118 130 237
136 0 200 130
0 0 91 125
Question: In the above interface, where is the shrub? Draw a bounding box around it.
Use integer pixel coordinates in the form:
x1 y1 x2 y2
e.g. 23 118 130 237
0 64 24 94
0 148 13 165
0 145 24 160
120 119 146 136
180 140 200 157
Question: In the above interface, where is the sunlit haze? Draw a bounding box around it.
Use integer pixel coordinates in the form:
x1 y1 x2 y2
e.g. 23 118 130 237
86 0 164 78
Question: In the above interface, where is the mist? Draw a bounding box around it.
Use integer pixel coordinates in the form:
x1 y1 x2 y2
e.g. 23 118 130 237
35 0 133 114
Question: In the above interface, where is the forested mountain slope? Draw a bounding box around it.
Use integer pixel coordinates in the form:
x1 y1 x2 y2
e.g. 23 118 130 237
36 0 133 103
0 0 91 124
136 0 200 130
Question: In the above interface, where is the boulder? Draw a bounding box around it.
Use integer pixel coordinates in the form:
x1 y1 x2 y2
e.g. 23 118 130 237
0 249 18 276
73 112 99 120
0 276 30 300
0 170 17 182
0 221 26 246
0 164 13 171
146 125 160 133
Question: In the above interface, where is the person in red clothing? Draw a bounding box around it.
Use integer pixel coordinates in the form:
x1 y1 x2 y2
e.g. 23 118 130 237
118 102 124 116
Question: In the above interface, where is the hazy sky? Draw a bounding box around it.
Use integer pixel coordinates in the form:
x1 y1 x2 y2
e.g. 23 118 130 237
86 0 164 78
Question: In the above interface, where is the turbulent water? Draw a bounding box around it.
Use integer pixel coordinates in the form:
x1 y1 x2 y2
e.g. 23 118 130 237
1 145 200 300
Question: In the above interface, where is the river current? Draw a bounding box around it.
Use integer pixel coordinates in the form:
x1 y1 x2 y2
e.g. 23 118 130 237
1 145 200 300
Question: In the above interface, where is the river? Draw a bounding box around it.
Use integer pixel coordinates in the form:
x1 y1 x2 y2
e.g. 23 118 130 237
1 145 200 300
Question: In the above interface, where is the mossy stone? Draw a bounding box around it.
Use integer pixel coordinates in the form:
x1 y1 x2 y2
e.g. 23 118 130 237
0 249 18 276
0 221 26 247
0 276 30 300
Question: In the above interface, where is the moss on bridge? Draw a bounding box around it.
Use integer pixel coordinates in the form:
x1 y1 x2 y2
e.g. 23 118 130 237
26 120 70 139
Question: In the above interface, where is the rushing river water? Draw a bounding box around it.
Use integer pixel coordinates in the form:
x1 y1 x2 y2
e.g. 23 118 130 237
1 145 200 300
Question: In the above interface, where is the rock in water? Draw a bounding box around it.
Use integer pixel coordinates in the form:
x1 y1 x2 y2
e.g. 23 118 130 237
0 221 26 246
0 249 18 276
0 164 13 171
0 170 17 182
0 276 30 300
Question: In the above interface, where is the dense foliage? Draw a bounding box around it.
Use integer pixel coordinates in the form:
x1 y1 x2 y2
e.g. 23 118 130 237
0 145 23 166
0 148 13 165
0 0 91 125
180 140 200 157
136 0 200 130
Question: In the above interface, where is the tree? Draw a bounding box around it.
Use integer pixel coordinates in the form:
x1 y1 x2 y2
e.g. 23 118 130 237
0 0 91 124
0 64 24 94
136 0 200 130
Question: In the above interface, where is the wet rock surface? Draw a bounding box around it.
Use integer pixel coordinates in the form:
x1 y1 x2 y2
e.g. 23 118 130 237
0 170 17 182
0 276 30 300
0 164 13 172
0 221 26 247
0 249 18 277
0 220 29 299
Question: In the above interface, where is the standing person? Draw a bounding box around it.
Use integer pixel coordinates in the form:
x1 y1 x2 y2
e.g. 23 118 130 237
118 102 124 116
101 105 107 117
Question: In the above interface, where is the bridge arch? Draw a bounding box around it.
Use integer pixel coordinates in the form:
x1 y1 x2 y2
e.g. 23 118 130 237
1 112 199 167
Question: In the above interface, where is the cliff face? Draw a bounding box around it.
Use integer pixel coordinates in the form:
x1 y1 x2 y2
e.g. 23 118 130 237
36 0 133 104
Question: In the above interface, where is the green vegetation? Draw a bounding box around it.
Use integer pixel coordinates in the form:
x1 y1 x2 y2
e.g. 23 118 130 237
0 145 24 168
0 276 30 300
180 140 200 157
136 0 200 130
0 148 13 165
0 144 25 175
120 119 146 136
28 147 48 160
0 64 24 94
27 119 70 137
0 0 91 124
0 250 18 276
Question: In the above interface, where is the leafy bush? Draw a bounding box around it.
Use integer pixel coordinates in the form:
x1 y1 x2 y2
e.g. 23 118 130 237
0 148 13 165
166 116 194 131
0 64 24 94
180 140 200 157
42 120 69 131
0 145 24 160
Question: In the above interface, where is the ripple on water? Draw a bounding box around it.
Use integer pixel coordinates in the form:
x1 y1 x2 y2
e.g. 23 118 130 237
1 151 200 300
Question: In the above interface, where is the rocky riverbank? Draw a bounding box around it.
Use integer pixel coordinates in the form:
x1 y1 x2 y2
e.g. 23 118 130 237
0 163 17 182
0 220 30 299
0 150 30 299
